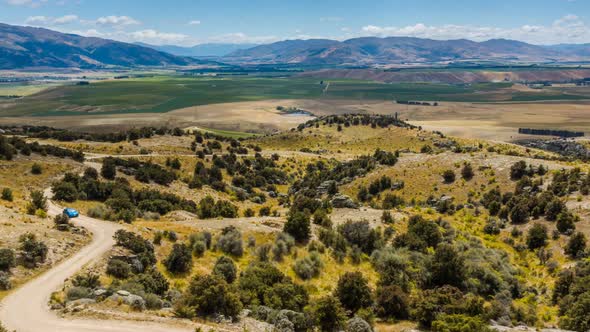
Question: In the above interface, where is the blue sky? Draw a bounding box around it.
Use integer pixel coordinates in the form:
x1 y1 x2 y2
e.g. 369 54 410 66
1 0 589 46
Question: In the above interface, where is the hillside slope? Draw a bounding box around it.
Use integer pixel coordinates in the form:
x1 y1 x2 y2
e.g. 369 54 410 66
0 23 193 69
225 37 574 65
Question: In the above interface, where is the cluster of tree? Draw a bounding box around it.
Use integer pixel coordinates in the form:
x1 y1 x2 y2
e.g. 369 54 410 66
481 162 580 236
554 260 590 331
190 152 286 200
196 196 239 219
357 175 404 203
291 149 398 197
296 114 418 132
104 157 177 186
396 100 439 106
3 125 185 143
52 169 196 222
518 128 584 138
0 135 84 162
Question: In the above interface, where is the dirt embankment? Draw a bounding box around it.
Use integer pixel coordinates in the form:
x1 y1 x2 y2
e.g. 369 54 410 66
298 69 590 84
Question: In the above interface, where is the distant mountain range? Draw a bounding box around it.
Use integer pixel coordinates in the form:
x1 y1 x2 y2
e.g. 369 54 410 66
136 42 258 57
0 23 194 69
224 37 590 65
1 22 590 70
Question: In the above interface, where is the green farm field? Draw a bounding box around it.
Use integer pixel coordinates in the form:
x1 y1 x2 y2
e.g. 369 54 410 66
2 75 590 117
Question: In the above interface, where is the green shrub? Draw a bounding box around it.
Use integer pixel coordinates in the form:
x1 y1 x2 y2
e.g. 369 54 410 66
284 211 311 243
66 286 92 301
431 314 492 332
106 259 131 279
216 226 243 257
31 163 42 175
0 271 11 290
1 188 13 202
213 256 237 284
176 274 242 320
375 285 409 319
293 252 323 280
144 293 163 310
72 273 100 289
164 243 193 274
442 170 456 183
0 248 15 271
335 271 373 314
527 223 548 250
310 295 347 332
19 233 48 267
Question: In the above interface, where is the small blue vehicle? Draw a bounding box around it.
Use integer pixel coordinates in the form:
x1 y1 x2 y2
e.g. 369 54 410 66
63 208 79 218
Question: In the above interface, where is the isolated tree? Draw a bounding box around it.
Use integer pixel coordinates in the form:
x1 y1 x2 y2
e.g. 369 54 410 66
1 188 13 202
430 243 465 288
335 271 373 314
213 256 237 283
0 249 15 271
510 203 529 224
375 285 409 319
19 233 48 267
510 161 528 180
164 243 193 274
565 232 587 258
83 167 99 180
101 158 117 180
527 223 548 250
381 211 394 224
310 295 347 332
31 163 42 175
556 212 576 234
27 190 47 214
461 163 474 181
176 274 242 320
442 170 456 183
217 226 243 257
284 211 311 243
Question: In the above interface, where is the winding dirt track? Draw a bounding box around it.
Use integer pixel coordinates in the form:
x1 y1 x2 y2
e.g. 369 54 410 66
0 192 193 332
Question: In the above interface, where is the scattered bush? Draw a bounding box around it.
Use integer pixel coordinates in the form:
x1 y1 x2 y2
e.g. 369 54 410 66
284 211 311 243
217 226 243 257
293 252 323 280
164 243 192 274
176 274 242 320
1 188 13 201
213 256 237 283
19 233 48 267
106 259 131 279
31 163 42 175
0 249 15 271
335 272 373 314
310 295 347 332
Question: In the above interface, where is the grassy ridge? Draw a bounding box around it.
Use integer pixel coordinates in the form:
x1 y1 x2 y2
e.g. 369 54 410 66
2 76 589 117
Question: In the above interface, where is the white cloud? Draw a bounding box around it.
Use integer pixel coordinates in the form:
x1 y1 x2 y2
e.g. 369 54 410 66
360 15 590 45
129 29 188 44
95 15 140 28
25 14 79 26
25 15 50 25
53 14 79 25
5 0 47 8
188 20 201 26
68 28 190 45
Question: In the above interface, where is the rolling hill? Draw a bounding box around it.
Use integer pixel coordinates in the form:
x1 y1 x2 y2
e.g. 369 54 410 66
0 23 194 69
224 37 581 65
